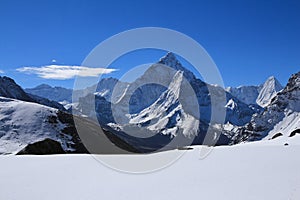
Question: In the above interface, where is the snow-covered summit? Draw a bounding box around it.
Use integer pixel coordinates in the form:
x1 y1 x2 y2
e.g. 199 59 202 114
256 76 283 107
227 76 283 107
158 52 196 81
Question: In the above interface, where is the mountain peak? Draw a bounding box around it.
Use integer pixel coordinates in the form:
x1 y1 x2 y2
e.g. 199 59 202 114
158 52 181 68
159 51 177 61
35 84 52 89
158 52 195 81
256 76 283 107
264 76 283 91
285 71 300 92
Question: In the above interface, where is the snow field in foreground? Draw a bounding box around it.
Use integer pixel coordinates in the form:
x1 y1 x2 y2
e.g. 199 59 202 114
0 143 300 200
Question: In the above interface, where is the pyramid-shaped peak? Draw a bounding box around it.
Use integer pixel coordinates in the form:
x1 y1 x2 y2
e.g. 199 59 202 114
265 76 279 83
263 76 283 91
157 52 196 81
158 52 181 66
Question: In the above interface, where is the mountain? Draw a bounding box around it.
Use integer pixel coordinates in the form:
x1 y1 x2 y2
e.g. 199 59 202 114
0 76 34 102
232 71 300 143
226 85 261 105
256 76 283 107
227 76 283 107
111 52 258 126
71 52 261 151
0 76 65 110
0 97 76 154
0 96 139 155
26 78 129 107
25 84 73 102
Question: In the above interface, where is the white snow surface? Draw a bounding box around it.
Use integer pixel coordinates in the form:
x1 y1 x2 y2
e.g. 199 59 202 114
0 143 300 200
0 97 72 154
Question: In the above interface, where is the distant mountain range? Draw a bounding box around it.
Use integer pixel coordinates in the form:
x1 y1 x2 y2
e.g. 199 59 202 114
0 52 299 154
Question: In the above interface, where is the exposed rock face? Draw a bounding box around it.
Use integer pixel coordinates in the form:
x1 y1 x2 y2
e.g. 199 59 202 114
17 139 65 155
232 71 300 143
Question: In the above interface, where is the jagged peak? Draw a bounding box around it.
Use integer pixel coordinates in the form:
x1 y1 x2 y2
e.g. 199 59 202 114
157 52 196 81
285 71 300 92
159 51 177 62
158 52 182 68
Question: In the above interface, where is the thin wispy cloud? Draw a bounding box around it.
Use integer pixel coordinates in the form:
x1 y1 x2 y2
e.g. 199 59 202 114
17 65 117 80
0 70 4 74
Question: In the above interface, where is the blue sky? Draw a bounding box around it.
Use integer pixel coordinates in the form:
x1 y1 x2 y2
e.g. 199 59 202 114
0 0 299 89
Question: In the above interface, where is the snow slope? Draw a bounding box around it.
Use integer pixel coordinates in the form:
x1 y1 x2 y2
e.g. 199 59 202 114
0 97 71 154
0 144 300 200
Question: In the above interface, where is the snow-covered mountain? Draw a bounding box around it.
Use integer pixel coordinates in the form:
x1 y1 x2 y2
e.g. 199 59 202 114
226 85 261 105
0 76 36 102
70 52 262 151
256 76 283 107
227 76 283 107
232 71 300 143
0 76 65 110
26 78 129 110
25 84 73 102
110 52 258 126
0 96 138 155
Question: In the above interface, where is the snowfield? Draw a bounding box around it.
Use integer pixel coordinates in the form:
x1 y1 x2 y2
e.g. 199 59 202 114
1 142 300 200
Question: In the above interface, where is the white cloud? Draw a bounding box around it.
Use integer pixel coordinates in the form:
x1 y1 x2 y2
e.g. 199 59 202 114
0 70 4 74
17 65 117 80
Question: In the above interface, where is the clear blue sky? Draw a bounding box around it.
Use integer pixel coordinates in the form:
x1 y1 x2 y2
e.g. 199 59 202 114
0 0 299 89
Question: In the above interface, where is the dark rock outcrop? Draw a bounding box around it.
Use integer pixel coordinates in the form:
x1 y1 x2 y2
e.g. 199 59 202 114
17 139 65 155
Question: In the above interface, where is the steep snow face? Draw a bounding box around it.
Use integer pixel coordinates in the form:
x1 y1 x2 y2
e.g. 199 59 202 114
226 85 261 105
256 76 283 107
0 97 73 154
238 72 300 142
128 71 199 138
